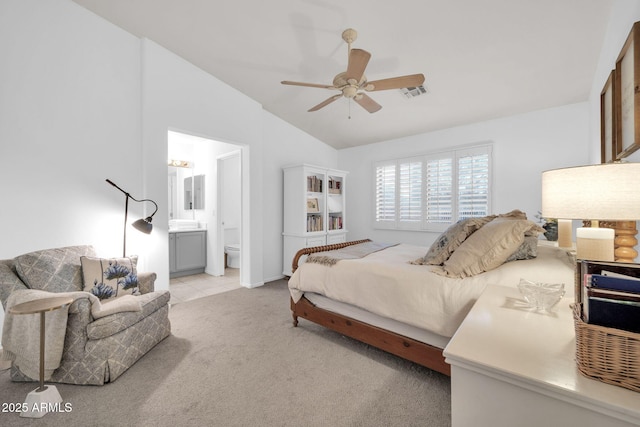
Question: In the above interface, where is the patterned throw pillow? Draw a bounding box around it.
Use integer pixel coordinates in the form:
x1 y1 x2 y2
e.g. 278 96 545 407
505 235 539 262
81 256 140 301
412 215 496 266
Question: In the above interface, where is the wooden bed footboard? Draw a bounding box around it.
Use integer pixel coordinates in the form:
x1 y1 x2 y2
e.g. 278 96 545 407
291 239 372 274
291 296 450 376
289 240 450 376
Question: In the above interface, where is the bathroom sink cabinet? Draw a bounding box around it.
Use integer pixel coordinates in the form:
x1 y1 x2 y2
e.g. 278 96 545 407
169 230 207 278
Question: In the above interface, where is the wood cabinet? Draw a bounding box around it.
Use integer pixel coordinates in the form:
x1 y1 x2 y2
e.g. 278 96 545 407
282 164 347 276
169 230 207 278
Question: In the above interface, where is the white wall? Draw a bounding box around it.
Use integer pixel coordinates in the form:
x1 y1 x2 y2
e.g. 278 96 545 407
338 103 590 246
0 0 143 258
0 0 144 342
588 0 640 162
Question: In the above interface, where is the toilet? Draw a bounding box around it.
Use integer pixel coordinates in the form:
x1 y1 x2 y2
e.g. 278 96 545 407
225 243 240 268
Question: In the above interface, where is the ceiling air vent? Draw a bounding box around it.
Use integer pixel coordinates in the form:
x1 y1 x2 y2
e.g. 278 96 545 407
400 85 428 99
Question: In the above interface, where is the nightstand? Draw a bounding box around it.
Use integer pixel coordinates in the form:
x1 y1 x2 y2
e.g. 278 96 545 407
443 285 640 427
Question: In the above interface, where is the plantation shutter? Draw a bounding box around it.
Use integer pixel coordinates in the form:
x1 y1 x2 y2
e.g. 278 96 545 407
457 148 490 219
398 160 422 227
373 144 491 231
375 162 396 227
425 156 453 225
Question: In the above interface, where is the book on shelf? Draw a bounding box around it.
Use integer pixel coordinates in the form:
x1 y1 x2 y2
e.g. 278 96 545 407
306 214 323 232
307 176 323 193
328 178 342 194
579 260 640 332
328 216 343 230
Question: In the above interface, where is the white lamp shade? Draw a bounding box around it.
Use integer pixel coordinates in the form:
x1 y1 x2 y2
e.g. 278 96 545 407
541 163 640 220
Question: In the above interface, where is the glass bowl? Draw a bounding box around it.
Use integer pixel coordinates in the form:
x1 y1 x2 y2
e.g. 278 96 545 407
517 279 565 310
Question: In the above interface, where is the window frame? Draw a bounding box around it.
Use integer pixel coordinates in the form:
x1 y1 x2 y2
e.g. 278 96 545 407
373 144 492 232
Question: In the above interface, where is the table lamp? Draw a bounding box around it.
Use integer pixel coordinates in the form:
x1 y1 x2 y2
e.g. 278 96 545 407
541 163 640 262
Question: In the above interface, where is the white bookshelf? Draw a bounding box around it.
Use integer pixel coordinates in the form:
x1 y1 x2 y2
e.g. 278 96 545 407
283 164 347 276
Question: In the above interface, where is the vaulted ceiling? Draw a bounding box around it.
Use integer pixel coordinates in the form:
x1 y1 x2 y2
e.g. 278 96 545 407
73 0 613 149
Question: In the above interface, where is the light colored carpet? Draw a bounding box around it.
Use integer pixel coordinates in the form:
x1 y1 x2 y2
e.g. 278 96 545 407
0 280 451 426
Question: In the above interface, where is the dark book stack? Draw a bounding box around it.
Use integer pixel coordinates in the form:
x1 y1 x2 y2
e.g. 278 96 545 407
578 260 640 333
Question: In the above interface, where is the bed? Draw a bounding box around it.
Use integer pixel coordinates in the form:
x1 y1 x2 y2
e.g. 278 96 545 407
288 218 576 376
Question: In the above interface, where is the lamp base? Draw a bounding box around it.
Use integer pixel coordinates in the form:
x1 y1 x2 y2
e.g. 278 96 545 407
20 385 63 418
613 220 638 262
557 219 572 248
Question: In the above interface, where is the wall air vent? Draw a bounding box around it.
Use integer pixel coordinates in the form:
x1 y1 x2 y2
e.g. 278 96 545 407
400 85 428 99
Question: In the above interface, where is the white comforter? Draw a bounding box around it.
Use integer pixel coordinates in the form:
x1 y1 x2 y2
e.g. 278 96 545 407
288 243 575 338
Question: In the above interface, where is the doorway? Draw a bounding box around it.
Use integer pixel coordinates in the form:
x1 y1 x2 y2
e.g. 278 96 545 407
217 150 242 277
167 130 245 288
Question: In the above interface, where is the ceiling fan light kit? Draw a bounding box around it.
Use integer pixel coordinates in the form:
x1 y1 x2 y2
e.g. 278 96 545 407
281 28 425 114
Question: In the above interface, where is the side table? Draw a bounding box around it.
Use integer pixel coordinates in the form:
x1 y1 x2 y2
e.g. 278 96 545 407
9 296 73 418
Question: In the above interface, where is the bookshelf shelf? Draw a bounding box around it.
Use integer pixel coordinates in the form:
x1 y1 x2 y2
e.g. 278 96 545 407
283 164 348 276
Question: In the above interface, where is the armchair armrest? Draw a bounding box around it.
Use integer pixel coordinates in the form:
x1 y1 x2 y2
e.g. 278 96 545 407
137 272 157 294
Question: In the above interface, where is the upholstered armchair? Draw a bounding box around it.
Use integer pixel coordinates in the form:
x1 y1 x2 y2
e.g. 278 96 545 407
0 245 170 385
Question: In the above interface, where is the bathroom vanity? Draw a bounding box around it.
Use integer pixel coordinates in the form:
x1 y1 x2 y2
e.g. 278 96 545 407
169 229 207 278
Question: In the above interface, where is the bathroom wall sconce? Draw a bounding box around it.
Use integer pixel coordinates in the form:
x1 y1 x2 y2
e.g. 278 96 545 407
106 179 158 257
168 159 192 168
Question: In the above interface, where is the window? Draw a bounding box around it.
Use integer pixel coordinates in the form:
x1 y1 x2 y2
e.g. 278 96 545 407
374 145 492 231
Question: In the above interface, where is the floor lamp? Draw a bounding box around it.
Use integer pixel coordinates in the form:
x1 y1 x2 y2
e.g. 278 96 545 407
106 179 158 257
541 163 640 262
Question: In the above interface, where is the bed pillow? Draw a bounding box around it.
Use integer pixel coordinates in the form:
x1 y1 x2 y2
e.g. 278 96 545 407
81 256 140 301
438 218 544 278
505 235 539 262
498 209 528 220
412 215 496 265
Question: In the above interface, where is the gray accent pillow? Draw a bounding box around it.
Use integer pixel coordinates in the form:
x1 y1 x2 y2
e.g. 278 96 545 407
506 235 539 262
14 246 95 293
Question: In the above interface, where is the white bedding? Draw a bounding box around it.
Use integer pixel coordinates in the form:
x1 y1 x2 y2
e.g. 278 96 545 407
288 243 575 338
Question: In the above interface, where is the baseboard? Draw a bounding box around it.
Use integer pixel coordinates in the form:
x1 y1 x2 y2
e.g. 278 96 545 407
263 275 287 284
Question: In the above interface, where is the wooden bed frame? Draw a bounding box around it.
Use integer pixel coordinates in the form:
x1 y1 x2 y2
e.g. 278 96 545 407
289 239 451 376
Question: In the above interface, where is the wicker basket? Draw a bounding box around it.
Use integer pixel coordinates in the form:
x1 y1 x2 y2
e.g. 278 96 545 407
573 305 640 392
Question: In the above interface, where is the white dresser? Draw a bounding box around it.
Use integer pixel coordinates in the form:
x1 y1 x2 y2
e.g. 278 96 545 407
443 285 640 427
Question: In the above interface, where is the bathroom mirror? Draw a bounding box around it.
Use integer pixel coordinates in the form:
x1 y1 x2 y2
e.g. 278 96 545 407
169 165 194 220
184 174 205 210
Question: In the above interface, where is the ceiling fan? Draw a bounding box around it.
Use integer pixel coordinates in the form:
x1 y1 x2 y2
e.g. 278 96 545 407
281 28 425 114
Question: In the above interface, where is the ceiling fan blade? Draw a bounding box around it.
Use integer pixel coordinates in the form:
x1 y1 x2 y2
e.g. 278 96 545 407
354 93 382 113
345 48 371 83
281 81 337 89
365 73 425 91
308 94 343 112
